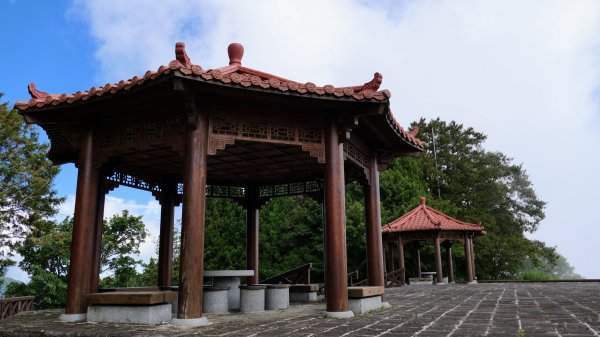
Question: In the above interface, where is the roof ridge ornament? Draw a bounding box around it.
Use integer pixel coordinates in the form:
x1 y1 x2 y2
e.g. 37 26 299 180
408 125 420 137
28 83 52 99
420 197 442 226
362 72 382 91
228 43 244 66
175 42 192 68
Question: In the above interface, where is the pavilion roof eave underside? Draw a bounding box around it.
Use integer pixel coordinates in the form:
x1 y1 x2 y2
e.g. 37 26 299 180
21 74 424 168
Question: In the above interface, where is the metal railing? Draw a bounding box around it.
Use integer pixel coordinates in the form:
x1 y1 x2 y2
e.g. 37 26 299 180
0 296 34 320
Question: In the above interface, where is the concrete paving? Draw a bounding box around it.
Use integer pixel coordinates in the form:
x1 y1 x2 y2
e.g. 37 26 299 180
1 282 598 336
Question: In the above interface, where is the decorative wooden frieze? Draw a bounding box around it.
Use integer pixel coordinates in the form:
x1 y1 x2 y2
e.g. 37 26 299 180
107 171 161 193
207 135 235 155
301 144 325 163
258 181 321 198
97 117 185 152
208 115 325 159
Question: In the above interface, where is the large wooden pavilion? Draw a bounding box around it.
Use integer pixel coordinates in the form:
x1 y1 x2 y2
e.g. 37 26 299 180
16 42 425 324
382 197 485 285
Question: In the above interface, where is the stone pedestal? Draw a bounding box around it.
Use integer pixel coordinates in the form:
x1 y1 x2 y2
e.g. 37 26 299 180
240 285 266 313
265 284 290 310
203 286 230 313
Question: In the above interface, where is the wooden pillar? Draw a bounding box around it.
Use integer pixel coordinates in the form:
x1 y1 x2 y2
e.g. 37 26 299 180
389 243 395 274
433 235 443 284
90 178 107 293
470 236 477 281
246 185 260 285
464 234 474 283
324 118 349 314
444 241 454 283
157 182 176 287
413 242 421 278
177 107 209 319
364 154 385 287
397 234 406 286
65 125 99 315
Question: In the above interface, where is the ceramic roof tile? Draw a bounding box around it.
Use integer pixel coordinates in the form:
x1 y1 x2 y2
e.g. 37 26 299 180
382 197 485 233
15 42 426 150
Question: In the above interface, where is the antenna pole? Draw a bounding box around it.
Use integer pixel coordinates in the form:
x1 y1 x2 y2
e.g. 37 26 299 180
431 124 442 199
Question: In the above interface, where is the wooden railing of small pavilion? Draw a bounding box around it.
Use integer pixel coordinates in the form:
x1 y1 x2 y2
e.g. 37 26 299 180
0 296 34 320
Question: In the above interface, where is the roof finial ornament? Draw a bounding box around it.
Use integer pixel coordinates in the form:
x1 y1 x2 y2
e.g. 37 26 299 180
228 43 244 66
420 197 426 205
175 42 192 68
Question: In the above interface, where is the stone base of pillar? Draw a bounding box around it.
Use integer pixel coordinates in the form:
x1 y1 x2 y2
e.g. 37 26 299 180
59 313 87 322
323 310 355 319
467 280 478 285
171 316 210 327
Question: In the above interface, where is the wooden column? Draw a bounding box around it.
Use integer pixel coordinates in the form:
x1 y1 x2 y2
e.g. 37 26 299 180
397 234 406 286
389 243 395 274
470 236 477 281
65 125 99 315
444 241 454 283
246 185 260 285
413 242 422 278
433 235 443 284
324 118 349 313
158 182 176 287
364 154 385 287
464 234 474 282
177 107 209 319
90 178 107 293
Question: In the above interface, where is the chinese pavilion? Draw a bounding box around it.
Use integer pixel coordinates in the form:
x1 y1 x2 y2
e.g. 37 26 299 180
16 42 425 324
382 197 485 285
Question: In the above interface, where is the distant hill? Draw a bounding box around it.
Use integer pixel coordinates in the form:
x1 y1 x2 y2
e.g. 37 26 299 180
0 277 22 297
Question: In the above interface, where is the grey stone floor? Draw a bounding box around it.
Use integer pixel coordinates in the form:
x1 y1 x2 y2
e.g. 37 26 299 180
1 282 599 336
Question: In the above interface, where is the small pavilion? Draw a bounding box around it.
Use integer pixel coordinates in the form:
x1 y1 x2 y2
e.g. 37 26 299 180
16 42 425 324
381 197 485 285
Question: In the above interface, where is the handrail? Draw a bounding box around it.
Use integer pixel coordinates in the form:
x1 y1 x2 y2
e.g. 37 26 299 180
385 268 406 287
260 263 312 284
0 296 35 320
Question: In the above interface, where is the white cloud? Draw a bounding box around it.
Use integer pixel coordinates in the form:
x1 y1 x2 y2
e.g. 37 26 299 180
70 0 600 278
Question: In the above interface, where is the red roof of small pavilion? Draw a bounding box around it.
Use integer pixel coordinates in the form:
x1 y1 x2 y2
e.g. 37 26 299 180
382 197 485 234
15 42 425 150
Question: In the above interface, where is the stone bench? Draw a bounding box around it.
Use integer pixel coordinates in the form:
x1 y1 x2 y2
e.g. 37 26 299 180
202 286 230 313
85 291 177 324
265 284 290 310
239 285 266 313
289 284 320 302
347 286 389 315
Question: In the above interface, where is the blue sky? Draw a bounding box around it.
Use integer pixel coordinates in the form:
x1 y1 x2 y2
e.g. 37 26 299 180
2 0 599 280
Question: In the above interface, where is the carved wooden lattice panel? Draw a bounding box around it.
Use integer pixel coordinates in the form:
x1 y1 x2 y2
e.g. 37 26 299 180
208 115 325 162
98 118 185 151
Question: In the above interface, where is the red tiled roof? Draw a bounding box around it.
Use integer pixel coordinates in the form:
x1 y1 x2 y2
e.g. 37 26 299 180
15 42 426 150
382 197 485 233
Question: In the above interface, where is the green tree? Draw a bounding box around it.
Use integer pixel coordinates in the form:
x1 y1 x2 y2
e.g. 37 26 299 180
99 210 148 288
8 211 148 307
0 93 62 276
414 118 551 279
